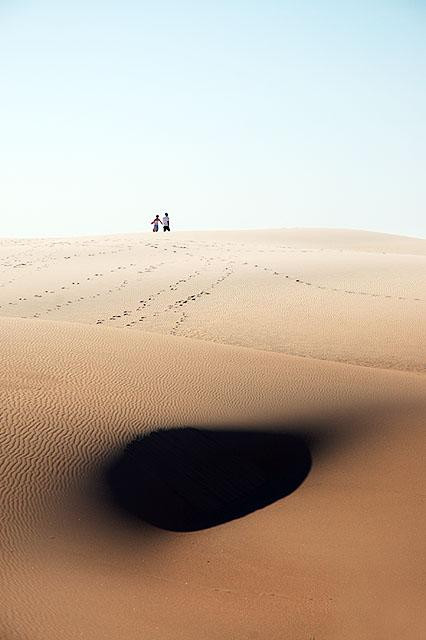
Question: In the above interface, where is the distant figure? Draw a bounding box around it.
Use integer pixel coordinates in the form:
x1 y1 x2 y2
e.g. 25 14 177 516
151 215 162 232
163 213 170 232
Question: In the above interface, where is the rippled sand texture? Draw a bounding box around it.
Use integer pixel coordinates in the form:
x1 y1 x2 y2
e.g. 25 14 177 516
1 229 425 639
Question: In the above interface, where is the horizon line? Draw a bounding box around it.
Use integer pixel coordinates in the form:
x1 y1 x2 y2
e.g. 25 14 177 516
1 226 425 242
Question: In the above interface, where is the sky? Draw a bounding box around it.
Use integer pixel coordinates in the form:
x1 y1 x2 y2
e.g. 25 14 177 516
0 0 425 238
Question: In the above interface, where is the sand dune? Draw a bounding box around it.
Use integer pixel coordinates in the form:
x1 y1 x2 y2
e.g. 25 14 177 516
1 229 425 639
1 229 425 371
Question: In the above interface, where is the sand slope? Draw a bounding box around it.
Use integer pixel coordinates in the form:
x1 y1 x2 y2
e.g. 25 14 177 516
1 229 425 371
1 229 425 639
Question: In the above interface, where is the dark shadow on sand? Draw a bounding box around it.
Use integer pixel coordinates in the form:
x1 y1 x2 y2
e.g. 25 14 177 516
105 427 312 532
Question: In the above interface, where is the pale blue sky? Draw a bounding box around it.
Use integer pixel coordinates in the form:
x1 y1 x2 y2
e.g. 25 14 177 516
1 0 425 238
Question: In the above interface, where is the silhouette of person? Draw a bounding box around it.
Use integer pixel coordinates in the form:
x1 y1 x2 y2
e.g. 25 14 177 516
162 213 170 232
151 215 162 232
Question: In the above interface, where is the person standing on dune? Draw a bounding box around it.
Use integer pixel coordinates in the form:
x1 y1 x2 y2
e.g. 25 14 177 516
162 212 170 232
151 215 162 232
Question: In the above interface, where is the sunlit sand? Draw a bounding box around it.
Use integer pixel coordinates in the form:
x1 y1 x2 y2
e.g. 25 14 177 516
1 228 425 639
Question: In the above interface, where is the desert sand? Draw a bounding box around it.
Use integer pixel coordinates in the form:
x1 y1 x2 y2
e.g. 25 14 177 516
1 228 425 639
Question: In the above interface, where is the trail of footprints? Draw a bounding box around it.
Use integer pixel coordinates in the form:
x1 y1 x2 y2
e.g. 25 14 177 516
1 241 180 316
96 266 213 329
0 239 423 330
0 262 167 317
0 239 165 289
249 263 425 303
166 264 234 335
94 263 235 334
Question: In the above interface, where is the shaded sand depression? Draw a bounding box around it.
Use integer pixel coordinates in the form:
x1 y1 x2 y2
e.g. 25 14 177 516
1 229 425 639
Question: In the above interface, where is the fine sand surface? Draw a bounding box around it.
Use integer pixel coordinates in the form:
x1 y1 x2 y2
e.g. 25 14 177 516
1 228 425 639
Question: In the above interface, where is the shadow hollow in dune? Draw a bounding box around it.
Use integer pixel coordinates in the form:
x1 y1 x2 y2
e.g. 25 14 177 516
105 428 312 532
